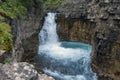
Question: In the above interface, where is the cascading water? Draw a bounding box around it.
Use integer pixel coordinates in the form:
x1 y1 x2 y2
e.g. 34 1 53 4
38 13 97 80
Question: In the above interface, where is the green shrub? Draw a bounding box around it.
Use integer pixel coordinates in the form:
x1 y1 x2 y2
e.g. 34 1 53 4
0 0 27 18
0 22 13 51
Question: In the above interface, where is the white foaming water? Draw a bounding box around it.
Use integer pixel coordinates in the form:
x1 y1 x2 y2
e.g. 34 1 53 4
39 13 58 45
39 44 90 61
38 13 97 80
43 69 86 80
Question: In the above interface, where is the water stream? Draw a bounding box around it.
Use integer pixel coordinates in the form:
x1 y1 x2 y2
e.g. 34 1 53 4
38 13 97 80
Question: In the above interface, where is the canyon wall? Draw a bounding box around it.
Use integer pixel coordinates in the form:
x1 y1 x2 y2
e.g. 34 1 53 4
89 1 120 80
10 0 120 80
57 18 96 44
11 0 43 61
55 0 120 80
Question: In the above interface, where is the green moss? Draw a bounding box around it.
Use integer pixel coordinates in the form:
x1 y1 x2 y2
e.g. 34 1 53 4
0 22 13 51
43 0 65 9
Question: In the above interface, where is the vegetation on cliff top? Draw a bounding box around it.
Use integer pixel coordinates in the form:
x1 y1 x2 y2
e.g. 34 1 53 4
0 0 27 18
43 0 65 9
0 0 28 51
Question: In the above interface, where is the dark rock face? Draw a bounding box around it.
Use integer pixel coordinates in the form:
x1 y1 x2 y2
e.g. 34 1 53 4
88 1 120 80
57 18 96 44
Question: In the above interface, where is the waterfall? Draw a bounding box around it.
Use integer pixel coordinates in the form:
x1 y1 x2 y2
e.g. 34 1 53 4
38 13 97 80
39 13 58 45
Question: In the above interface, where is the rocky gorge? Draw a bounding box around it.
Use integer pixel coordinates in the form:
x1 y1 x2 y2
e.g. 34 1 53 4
0 0 120 80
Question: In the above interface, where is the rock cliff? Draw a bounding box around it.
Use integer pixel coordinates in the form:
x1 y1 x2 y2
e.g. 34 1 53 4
55 0 120 80
11 0 43 62
4 0 119 80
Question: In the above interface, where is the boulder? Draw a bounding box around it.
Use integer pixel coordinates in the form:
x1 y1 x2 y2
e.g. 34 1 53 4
0 62 54 80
